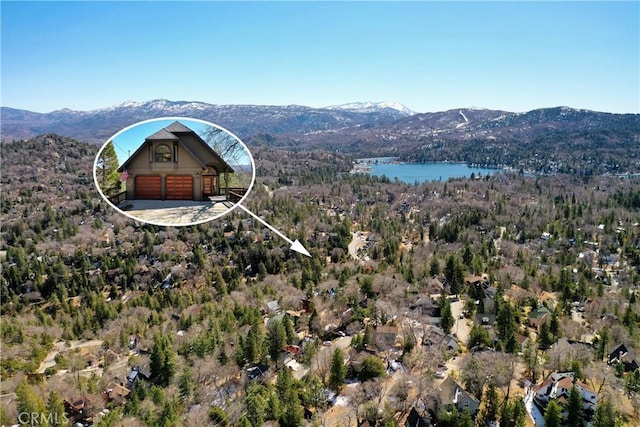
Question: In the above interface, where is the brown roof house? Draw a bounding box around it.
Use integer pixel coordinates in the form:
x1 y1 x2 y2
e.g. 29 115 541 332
118 121 234 201
103 382 130 406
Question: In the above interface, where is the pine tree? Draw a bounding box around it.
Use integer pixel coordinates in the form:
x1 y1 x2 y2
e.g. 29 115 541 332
212 268 227 297
158 399 178 427
537 322 552 351
625 369 640 396
328 348 346 392
502 399 527 427
301 374 325 409
208 407 229 426
550 310 560 339
47 391 66 426
267 318 287 365
96 141 122 195
235 416 252 427
178 366 195 401
276 366 294 401
567 386 583 427
569 360 584 382
544 400 562 427
444 255 464 294
500 400 514 427
150 334 177 386
15 380 47 426
267 389 283 421
496 298 516 351
245 384 267 427
468 324 491 348
283 315 296 344
462 244 473 268
593 397 617 427
511 399 527 427
218 346 229 365
482 384 499 424
458 408 474 427
439 294 454 334
280 388 304 427
245 323 264 363
429 256 441 277
437 406 459 427
497 399 527 427
357 356 386 381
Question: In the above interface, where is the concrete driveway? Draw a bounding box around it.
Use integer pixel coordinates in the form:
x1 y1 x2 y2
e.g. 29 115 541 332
117 199 235 226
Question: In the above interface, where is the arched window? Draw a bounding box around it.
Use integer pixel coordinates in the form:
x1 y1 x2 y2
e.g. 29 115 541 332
155 144 172 162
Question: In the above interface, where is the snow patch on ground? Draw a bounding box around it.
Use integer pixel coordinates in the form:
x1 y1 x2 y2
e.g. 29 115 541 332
524 390 544 426
334 396 350 407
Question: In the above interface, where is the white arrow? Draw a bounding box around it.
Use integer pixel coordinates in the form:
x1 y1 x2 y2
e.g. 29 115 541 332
237 203 311 257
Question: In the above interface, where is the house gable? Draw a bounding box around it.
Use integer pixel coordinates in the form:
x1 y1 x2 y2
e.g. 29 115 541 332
608 343 639 372
438 376 479 415
533 371 598 422
528 306 551 328
117 121 236 201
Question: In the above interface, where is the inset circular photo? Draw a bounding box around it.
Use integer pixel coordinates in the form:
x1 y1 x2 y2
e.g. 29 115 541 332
94 117 255 226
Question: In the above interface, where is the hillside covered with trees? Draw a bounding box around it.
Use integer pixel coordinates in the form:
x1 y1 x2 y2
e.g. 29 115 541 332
1 134 639 426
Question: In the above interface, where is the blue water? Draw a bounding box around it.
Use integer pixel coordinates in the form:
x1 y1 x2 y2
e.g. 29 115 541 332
368 162 503 183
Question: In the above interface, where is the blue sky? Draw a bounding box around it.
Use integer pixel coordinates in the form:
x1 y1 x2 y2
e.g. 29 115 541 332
2 1 638 114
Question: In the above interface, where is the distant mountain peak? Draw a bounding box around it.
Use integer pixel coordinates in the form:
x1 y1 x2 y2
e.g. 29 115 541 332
325 101 416 116
115 100 147 108
2 99 412 143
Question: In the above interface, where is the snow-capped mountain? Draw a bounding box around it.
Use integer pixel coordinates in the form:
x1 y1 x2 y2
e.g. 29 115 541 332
1 99 411 143
99 99 213 113
2 100 636 161
326 101 416 116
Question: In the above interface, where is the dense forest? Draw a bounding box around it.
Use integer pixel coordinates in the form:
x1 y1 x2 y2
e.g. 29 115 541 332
1 134 639 426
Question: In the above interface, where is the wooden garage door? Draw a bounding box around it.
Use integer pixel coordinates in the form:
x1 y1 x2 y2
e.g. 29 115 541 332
166 175 193 200
135 175 161 200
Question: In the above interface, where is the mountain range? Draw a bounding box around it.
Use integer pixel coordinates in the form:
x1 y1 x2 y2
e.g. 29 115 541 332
283 106 640 152
1 100 639 171
0 99 413 144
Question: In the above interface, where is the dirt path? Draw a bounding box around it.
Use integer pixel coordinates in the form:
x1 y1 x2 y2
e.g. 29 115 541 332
348 232 366 261
37 339 104 374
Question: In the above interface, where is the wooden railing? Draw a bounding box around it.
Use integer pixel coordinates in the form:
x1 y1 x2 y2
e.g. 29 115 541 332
108 191 127 205
227 187 248 202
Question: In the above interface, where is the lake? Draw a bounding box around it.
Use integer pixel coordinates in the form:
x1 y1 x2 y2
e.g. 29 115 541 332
358 159 504 183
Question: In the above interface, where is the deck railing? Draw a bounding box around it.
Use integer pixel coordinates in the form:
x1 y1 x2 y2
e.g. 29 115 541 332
108 191 127 206
227 187 248 202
